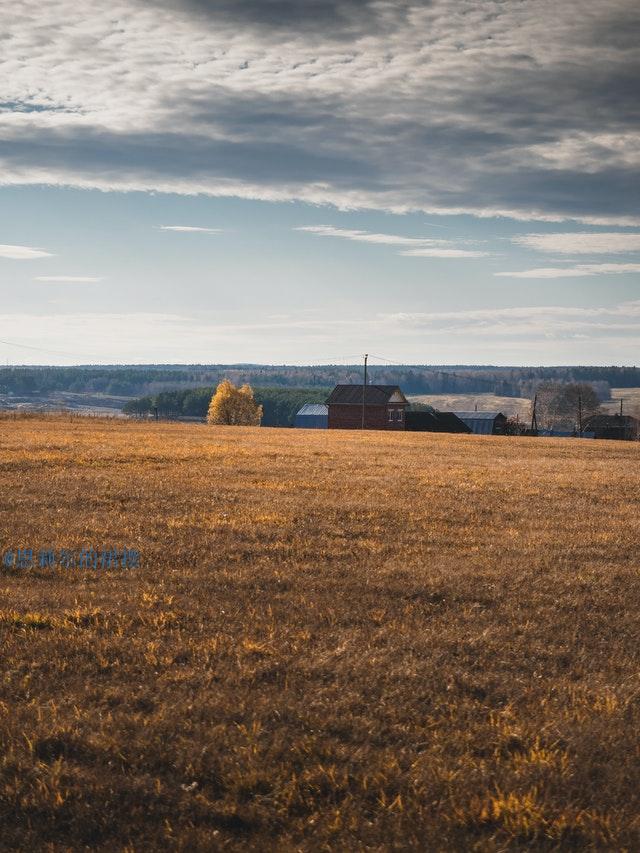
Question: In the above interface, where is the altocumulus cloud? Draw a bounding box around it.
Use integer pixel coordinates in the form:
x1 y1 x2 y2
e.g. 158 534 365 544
1 0 639 223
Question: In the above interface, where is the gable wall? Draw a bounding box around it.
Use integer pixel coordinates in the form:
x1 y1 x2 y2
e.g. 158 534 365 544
328 404 406 430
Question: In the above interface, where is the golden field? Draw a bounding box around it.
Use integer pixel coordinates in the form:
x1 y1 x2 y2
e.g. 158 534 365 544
1 415 640 851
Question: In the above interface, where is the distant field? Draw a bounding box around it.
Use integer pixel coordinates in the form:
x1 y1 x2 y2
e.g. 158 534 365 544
1 416 640 849
604 387 640 415
0 391 133 416
409 392 532 419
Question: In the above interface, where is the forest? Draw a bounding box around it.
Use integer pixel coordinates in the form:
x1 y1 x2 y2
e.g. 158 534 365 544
1 363 637 399
123 387 332 427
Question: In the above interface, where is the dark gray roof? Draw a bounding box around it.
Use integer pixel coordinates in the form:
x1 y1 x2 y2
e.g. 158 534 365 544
452 410 507 435
451 411 506 420
326 384 407 406
405 411 471 433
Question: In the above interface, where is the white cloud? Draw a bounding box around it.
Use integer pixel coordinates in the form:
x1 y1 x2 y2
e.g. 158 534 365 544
0 244 53 260
34 276 102 282
3 299 640 365
383 300 640 342
401 248 491 259
158 225 223 233
495 263 640 278
512 232 640 254
295 225 435 246
295 225 489 258
0 0 638 223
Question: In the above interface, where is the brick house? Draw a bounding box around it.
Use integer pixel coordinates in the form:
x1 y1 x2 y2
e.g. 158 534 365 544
326 384 408 430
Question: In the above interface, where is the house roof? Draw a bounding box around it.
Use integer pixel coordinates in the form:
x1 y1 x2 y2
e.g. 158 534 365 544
295 404 328 417
326 384 408 406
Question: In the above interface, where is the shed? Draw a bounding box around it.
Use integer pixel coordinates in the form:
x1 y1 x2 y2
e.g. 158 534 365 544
582 413 638 441
294 403 328 429
451 411 508 435
405 411 471 434
326 384 408 430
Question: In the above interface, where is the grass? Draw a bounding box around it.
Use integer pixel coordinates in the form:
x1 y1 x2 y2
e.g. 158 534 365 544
1 414 640 850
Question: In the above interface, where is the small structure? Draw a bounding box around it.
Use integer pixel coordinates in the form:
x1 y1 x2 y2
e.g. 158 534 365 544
405 410 471 434
582 413 638 441
451 411 508 435
326 384 408 430
294 403 328 429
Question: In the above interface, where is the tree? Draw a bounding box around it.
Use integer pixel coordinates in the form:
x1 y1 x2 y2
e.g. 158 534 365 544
535 382 601 431
207 380 262 426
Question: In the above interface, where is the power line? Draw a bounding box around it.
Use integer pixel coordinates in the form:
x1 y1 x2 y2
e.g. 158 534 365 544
367 353 511 390
0 338 91 360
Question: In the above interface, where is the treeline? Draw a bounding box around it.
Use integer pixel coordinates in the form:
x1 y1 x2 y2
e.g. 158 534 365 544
2 364 640 398
123 387 332 427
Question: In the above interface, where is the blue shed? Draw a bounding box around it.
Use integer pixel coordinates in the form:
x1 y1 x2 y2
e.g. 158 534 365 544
294 403 328 429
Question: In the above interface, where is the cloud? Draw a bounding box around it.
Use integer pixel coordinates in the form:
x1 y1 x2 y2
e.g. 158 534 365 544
387 302 640 326
0 244 53 260
512 232 640 254
295 225 434 246
401 248 490 259
34 276 102 282
296 225 490 257
3 299 640 365
1 0 639 223
149 0 395 39
495 263 640 278
158 225 223 233
384 300 640 341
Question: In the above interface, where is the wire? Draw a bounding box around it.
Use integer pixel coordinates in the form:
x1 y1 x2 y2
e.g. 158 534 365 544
366 354 510 390
0 338 96 360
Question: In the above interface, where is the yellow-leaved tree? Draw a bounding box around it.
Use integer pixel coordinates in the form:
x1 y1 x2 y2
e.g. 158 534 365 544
207 380 263 426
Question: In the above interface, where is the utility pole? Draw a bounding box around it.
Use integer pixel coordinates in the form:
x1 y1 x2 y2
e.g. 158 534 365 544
531 393 538 434
620 399 624 417
577 393 583 436
361 353 368 430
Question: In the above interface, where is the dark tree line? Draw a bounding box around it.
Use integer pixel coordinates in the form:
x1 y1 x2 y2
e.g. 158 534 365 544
123 387 332 427
2 364 639 400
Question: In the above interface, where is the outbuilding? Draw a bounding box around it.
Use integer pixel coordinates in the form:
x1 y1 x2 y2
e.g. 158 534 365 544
451 411 508 435
582 413 638 441
405 410 471 434
294 403 328 429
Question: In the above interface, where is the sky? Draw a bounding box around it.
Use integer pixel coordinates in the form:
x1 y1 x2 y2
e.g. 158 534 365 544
1 0 639 366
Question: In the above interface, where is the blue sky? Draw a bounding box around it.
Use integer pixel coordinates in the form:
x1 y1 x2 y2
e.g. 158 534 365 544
1 0 639 365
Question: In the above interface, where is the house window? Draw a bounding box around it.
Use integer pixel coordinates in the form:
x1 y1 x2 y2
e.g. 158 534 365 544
397 409 403 422
388 409 394 422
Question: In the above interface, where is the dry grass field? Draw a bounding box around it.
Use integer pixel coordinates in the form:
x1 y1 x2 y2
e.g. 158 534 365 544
1 415 640 851
605 388 640 417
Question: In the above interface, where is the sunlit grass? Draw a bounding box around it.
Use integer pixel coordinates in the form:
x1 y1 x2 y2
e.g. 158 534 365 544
1 415 639 849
